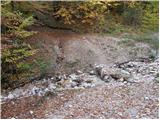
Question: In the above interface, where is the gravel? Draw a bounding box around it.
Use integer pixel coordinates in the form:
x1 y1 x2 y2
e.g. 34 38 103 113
1 58 159 119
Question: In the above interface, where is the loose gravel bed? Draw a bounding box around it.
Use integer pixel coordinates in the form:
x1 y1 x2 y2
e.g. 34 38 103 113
48 81 158 119
1 58 159 119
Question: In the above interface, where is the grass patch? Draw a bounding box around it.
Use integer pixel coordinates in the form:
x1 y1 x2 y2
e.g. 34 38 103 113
120 33 159 49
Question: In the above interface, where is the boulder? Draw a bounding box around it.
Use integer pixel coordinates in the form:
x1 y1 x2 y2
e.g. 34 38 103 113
95 65 131 81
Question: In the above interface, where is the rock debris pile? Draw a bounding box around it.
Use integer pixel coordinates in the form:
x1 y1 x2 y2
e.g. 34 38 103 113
1 58 159 103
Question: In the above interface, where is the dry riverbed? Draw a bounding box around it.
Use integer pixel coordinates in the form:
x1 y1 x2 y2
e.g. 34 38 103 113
1 57 159 119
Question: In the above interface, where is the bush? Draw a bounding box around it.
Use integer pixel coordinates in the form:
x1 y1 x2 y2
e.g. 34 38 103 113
141 2 159 32
1 43 37 81
1 1 36 89
122 7 142 26
35 58 51 76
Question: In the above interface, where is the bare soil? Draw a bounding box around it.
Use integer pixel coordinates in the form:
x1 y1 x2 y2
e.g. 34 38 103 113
27 26 153 74
1 27 159 119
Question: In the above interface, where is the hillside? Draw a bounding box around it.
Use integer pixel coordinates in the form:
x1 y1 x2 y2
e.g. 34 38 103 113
1 29 159 118
1 1 159 119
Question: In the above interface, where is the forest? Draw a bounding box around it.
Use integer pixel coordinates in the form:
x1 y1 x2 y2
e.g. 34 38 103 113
1 1 159 119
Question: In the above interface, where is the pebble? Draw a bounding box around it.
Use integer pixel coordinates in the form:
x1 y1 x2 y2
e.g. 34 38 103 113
89 70 95 75
48 84 56 90
144 96 149 100
103 76 109 82
85 79 93 83
70 82 77 88
68 105 73 108
44 88 49 92
30 110 33 114
81 82 92 88
119 78 124 82
123 81 127 84
69 74 78 80
8 94 14 99
76 70 83 74
11 101 15 105
121 70 130 75
82 37 86 40
91 84 96 87
128 108 138 118
127 82 131 85
1 58 158 104
99 116 103 119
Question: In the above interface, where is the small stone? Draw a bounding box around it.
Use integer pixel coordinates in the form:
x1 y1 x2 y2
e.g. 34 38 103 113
127 82 131 85
91 84 96 87
61 74 67 80
48 84 56 90
51 77 54 80
30 110 33 114
57 75 62 80
85 79 93 83
124 81 127 84
68 105 73 108
69 74 78 80
60 96 64 99
31 86 40 95
81 82 92 88
70 82 77 88
144 96 149 100
76 70 83 74
44 88 49 92
121 69 130 76
117 112 123 116
37 90 44 96
82 37 86 40
74 86 79 89
64 83 72 88
128 108 138 118
74 78 83 83
102 111 106 114
119 78 124 82
8 94 14 99
103 75 109 82
89 70 95 75
11 101 15 105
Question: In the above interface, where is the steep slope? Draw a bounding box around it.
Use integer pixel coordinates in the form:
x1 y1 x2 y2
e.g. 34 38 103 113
27 26 154 75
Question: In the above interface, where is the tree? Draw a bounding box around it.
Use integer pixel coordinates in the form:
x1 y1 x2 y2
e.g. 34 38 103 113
1 1 36 88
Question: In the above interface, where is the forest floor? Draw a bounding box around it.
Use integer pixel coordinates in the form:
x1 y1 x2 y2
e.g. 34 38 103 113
1 29 159 119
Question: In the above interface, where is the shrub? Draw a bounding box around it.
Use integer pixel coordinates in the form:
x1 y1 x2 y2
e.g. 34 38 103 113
1 1 36 89
35 58 51 76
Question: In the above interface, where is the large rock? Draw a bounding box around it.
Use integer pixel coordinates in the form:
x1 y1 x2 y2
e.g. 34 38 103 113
95 66 131 81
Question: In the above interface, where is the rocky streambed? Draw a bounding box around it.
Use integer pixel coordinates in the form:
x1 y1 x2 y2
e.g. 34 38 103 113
1 57 159 119
1 57 159 103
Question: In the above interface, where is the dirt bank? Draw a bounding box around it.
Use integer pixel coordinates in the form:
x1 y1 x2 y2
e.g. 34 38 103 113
27 26 155 75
